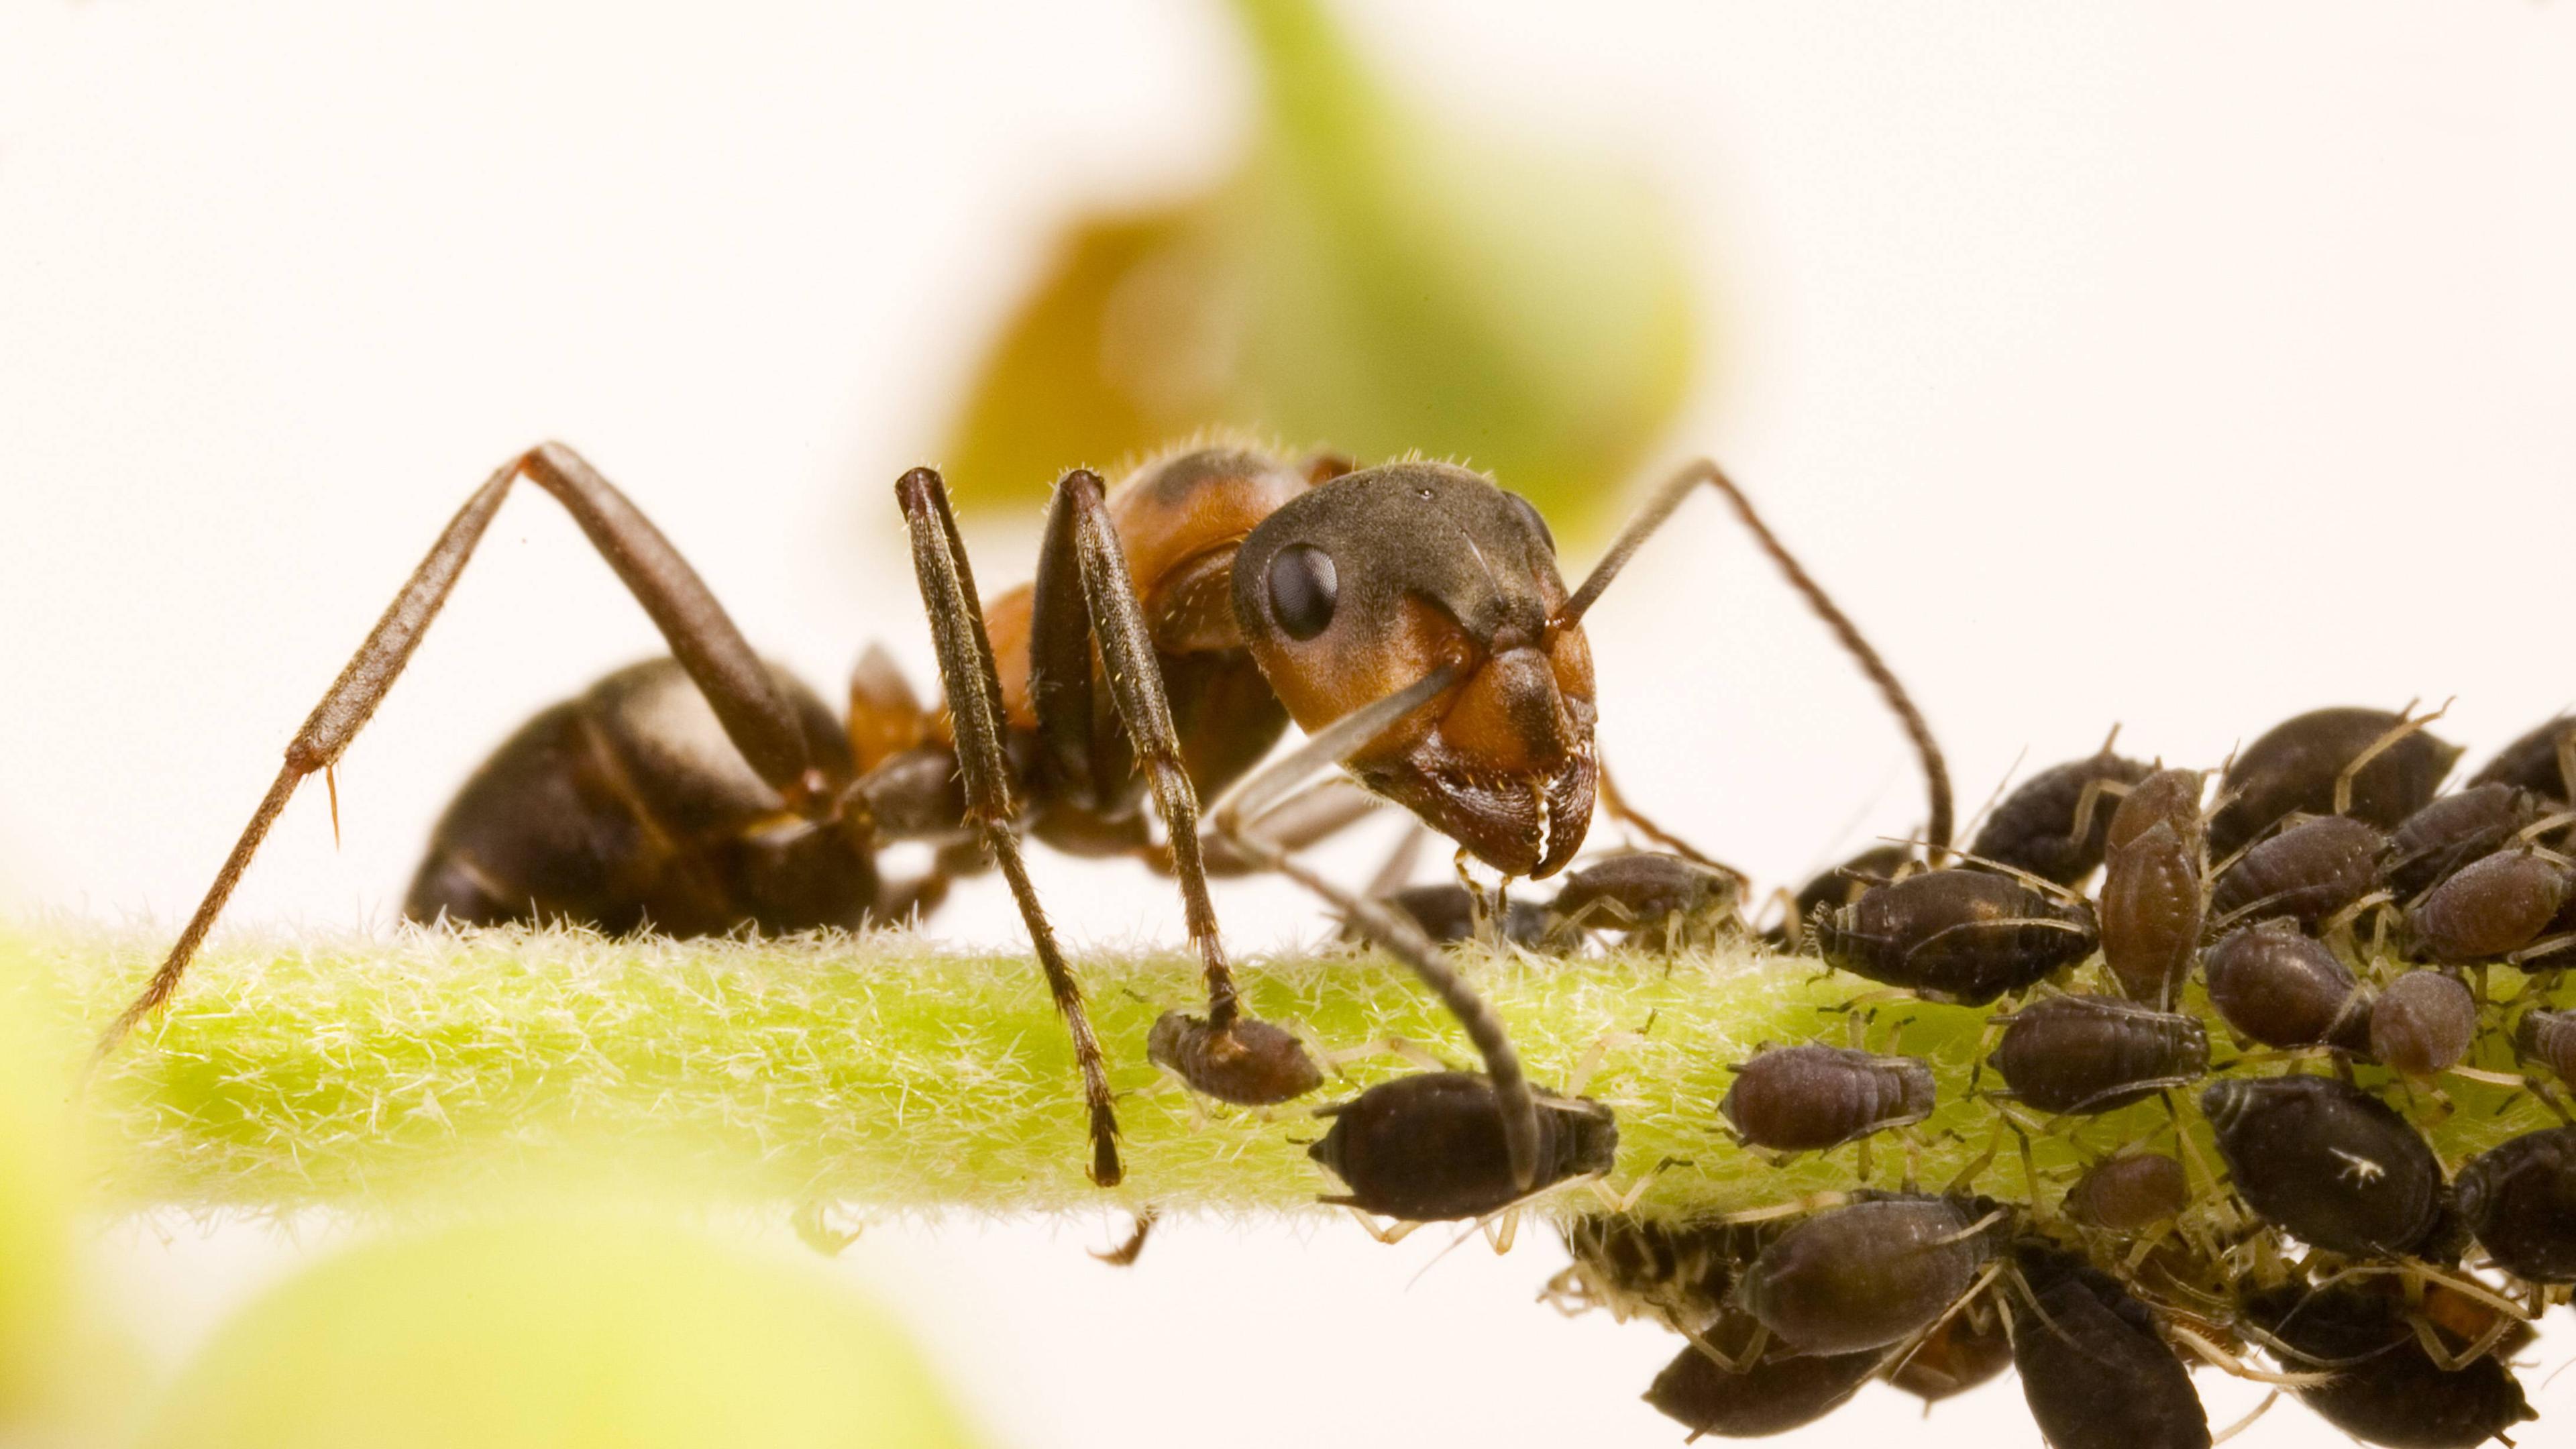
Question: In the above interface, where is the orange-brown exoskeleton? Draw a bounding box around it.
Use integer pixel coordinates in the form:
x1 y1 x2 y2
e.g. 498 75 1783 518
101 443 1949 1191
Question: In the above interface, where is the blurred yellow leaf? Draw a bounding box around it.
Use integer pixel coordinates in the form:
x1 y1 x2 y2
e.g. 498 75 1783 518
942 0 1701 537
0 934 75 1423
136 1216 983 1449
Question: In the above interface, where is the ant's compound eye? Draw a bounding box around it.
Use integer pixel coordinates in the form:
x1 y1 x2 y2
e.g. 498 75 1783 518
1507 492 1555 554
1266 543 1338 641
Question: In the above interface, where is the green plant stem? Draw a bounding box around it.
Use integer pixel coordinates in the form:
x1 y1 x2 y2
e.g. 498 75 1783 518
6 927 2559 1221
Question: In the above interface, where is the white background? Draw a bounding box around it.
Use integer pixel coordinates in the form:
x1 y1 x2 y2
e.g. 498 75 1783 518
4 2 2573 1446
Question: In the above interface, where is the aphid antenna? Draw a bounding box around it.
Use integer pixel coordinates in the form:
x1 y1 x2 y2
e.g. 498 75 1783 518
1952 742 2031 849
1714 1191 1851 1226
2332 696 2454 819
1872 835 2092 910
2312 1258 2534 1326
2512 808 2576 845
1879 1256 2008 1384
1596 761 1729 870
2208 1389 2284 1448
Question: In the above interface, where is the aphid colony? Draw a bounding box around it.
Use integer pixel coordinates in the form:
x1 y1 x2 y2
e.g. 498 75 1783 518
1509 706 2576 1446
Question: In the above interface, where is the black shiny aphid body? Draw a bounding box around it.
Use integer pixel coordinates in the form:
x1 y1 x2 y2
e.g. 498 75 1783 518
2368 971 2477 1077
1815 869 2097 1006
409 657 878 936
1544 852 1741 949
2452 1127 2576 1283
2012 1247 2210 1449
1719 1044 1935 1152
2246 1283 2534 1449
1992 996 2208 1116
2202 1075 2445 1257
1644 1337 1880 1438
2409 848 2573 962
2203 920 2373 1051
1353 883 1551 949
2210 814 2385 928
1307 1071 1615 1221
2065 1152 2192 1233
2209 707 2461 859
2385 785 2548 901
1969 748 2153 885
1734 1194 2005 1354
2468 714 2576 801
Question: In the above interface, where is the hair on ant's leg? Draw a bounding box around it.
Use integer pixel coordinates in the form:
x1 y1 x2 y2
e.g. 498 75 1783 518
1560 458 1953 857
898 466 1123 1187
99 443 829 1061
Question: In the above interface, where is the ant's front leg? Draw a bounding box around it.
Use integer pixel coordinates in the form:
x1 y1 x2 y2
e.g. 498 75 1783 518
101 443 830 1058
895 468 1124 1187
1029 470 1323 1108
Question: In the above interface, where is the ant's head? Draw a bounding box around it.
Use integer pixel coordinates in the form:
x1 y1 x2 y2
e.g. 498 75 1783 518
1233 462 1596 877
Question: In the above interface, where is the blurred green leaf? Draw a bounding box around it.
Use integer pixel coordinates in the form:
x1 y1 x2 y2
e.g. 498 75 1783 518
0 934 75 1423
136 1216 983 1449
942 0 1701 537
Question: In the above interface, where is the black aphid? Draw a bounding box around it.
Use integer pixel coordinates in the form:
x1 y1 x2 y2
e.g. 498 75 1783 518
2208 706 2461 858
1554 1214 1773 1331
1545 852 1742 951
2385 784 2550 900
1814 869 2097 1006
2065 1152 2192 1233
2012 1246 2210 1449
2200 1075 2445 1257
1968 747 2153 886
1885 1304 2013 1406
1775 843 1915 949
1146 1014 1326 1106
1733 1194 2006 1355
1307 1071 1615 1222
2518 1007 2576 1083
1992 996 2208 1115
1644 1335 1881 1438
2368 970 2477 1077
2203 920 2373 1051
2452 1126 2576 1284
2408 847 2573 962
1719 1044 1935 1152
2467 714 2576 802
2210 814 2384 928
2245 1283 2534 1449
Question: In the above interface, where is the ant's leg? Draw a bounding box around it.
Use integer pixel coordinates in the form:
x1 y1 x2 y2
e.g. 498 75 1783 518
896 467 1122 1187
100 442 824 1055
1558 458 1953 855
1033 470 1238 1025
1203 668 1543 1190
1034 471 1328 1106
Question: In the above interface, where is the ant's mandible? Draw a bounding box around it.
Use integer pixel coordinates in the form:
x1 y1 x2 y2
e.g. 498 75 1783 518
100 439 1951 1190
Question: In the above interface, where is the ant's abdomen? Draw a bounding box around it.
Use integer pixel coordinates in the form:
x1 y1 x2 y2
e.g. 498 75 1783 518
405 657 877 937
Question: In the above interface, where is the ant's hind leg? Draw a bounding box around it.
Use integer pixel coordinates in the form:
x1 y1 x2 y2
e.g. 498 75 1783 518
101 443 828 1057
1032 470 1324 1109
896 466 1124 1187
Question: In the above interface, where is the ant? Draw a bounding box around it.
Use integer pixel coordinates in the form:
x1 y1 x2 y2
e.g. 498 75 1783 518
99 439 1949 1191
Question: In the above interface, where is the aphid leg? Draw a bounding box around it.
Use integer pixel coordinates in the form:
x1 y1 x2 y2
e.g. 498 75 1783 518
99 443 829 1059
1203 667 1548 1187
1089 1208 1159 1268
1559 457 1953 854
1034 470 1244 1033
2332 698 2450 818
898 467 1123 1186
1328 1205 1424 1246
2209 1390 2282 1446
2164 1322 2337 1387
